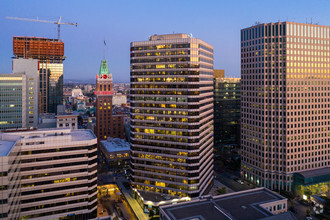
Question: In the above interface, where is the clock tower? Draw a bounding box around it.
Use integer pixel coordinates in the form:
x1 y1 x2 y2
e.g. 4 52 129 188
95 59 113 141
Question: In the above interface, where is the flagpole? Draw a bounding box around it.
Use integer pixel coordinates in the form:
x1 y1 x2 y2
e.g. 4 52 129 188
103 40 106 60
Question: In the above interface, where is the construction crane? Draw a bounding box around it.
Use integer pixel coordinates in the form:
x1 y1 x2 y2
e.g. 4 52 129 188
5 16 77 39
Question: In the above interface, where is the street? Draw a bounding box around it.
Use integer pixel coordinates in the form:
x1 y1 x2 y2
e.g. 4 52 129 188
215 170 254 192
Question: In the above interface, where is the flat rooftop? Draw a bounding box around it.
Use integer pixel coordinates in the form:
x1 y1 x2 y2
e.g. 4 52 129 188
3 128 96 142
100 138 130 153
161 188 290 220
0 134 20 157
138 190 178 203
70 129 96 141
295 167 330 179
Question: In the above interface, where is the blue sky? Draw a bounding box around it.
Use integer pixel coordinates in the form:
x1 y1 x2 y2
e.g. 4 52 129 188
1 0 329 82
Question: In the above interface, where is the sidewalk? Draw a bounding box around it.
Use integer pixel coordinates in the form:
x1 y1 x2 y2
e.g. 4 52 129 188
117 178 148 220
210 179 234 196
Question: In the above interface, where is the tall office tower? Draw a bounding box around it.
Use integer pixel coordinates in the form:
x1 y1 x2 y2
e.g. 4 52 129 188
0 59 39 130
13 59 39 129
241 22 330 192
214 71 240 151
130 33 214 198
1 128 98 219
13 36 64 114
95 60 113 140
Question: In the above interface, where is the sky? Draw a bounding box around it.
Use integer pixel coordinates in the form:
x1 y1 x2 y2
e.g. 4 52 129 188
1 0 330 82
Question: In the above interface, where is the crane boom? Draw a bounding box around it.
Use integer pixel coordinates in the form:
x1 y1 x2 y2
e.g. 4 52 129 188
5 16 77 39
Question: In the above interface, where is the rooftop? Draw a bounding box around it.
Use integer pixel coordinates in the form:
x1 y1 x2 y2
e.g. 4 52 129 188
3 128 96 143
100 138 130 153
0 134 20 157
295 167 330 179
149 33 189 41
160 188 289 220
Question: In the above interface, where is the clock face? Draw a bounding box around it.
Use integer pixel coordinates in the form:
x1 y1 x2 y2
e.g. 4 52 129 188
103 74 107 79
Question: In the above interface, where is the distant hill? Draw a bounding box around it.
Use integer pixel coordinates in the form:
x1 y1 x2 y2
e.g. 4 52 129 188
64 78 128 84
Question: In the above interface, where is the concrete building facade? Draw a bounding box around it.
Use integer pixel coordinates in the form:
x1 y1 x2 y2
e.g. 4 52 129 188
0 128 97 219
130 33 214 199
0 133 21 220
241 22 330 191
95 60 113 141
0 59 39 130
13 36 64 114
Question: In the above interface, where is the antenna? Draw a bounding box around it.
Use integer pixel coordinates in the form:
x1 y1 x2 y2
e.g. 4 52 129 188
103 40 107 60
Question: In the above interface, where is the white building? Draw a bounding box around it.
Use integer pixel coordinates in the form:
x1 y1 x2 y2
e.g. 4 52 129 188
56 114 78 129
0 128 98 219
113 94 127 106
71 87 84 98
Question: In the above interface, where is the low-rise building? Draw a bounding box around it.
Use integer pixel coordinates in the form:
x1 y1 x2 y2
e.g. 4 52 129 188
0 128 98 219
99 138 130 171
160 188 293 220
293 167 330 200
0 133 21 220
56 114 78 129
113 94 127 106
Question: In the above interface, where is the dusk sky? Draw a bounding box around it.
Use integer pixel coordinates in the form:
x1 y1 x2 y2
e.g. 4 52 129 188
1 0 330 82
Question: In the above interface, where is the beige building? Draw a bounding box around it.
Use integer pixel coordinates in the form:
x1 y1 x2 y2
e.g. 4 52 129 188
0 128 97 219
0 133 21 220
241 22 330 191
130 33 214 203
56 114 78 129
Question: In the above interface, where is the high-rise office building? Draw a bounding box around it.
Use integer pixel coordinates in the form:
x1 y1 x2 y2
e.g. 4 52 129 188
95 60 113 140
13 36 64 114
0 59 39 130
130 33 214 199
241 22 330 191
0 128 97 219
214 71 241 150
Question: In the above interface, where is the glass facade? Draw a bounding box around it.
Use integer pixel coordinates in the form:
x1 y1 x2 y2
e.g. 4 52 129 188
39 63 63 114
214 76 241 150
0 74 23 130
130 34 214 198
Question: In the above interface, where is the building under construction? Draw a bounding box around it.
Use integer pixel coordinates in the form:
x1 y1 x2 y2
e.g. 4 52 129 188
13 36 65 114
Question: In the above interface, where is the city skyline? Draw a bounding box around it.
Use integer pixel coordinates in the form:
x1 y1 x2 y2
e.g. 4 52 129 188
1 0 330 82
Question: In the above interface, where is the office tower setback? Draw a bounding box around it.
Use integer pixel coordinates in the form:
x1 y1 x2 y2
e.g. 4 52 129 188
95 60 113 140
0 59 39 130
130 33 214 198
214 71 241 150
0 128 97 219
241 22 330 191
13 36 64 114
